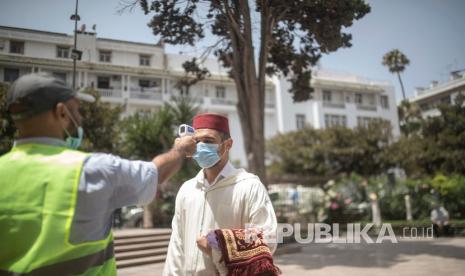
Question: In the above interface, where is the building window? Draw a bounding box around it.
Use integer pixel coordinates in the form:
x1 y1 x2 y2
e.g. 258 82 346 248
216 86 226 98
4 68 20 82
139 79 157 88
367 94 375 105
56 46 70 58
9 40 24 54
357 116 382 128
97 76 110 89
179 87 189 96
296 114 306 130
0 40 6 51
380 95 389 109
420 102 431 111
323 90 332 102
355 93 363 105
53 72 67 84
324 114 347 128
139 55 151 66
440 95 451 104
99 50 112 63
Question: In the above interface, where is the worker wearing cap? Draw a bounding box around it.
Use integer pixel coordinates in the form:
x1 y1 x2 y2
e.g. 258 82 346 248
0 73 196 275
163 113 277 276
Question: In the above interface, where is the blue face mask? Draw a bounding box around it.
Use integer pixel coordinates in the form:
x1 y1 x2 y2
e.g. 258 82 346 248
62 105 84 150
193 142 221 169
65 126 84 150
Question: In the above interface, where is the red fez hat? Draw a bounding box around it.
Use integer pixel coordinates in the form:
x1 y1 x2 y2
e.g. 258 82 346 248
193 113 230 135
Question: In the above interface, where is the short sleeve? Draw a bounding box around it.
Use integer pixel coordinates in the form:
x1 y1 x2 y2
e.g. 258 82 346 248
81 153 158 209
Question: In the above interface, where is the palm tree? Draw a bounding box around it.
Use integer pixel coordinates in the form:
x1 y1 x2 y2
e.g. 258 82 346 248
382 49 410 100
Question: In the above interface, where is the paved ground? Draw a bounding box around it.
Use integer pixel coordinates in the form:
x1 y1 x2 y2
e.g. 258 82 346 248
118 238 465 276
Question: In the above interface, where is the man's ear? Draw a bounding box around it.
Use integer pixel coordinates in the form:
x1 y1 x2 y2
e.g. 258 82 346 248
54 102 69 124
224 138 233 153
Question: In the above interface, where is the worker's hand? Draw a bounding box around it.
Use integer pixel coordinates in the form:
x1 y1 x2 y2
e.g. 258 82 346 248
174 136 196 158
197 236 212 256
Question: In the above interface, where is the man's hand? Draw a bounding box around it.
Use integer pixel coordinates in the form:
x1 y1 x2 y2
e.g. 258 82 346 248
152 136 196 185
197 236 212 256
174 136 196 157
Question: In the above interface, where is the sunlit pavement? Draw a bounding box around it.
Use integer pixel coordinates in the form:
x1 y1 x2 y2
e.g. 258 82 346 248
118 237 465 276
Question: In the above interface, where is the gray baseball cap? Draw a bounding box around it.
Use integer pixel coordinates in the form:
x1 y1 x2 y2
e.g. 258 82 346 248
6 73 95 120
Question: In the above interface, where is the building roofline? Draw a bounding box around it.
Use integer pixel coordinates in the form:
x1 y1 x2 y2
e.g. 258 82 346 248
0 25 69 38
410 77 465 102
0 25 162 48
98 37 162 48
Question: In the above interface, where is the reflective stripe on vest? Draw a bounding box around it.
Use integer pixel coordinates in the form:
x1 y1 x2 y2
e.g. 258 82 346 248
0 242 114 276
0 144 116 275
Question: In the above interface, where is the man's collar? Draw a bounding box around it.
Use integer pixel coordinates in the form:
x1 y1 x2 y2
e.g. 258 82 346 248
196 161 238 187
14 137 67 147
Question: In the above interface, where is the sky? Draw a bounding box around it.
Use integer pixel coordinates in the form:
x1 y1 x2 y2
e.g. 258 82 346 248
0 0 464 102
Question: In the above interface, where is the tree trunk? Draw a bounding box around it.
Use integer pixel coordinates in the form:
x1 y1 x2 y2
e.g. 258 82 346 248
143 201 155 228
397 72 406 100
221 0 268 186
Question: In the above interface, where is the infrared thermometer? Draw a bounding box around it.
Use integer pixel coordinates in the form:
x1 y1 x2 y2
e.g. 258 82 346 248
178 124 195 137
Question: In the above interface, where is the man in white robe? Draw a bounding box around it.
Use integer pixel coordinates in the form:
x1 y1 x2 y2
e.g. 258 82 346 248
163 113 277 276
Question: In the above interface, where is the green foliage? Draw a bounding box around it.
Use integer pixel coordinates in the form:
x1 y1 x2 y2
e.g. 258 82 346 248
267 120 392 178
117 99 201 227
390 95 465 176
166 95 200 126
140 0 371 100
329 174 465 221
382 49 410 74
0 83 15 155
431 174 465 218
398 100 422 136
119 106 175 160
79 88 124 153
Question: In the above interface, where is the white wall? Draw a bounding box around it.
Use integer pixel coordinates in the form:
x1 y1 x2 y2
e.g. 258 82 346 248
276 70 401 137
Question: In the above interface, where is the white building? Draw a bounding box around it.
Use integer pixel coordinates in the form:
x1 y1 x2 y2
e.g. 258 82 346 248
408 72 465 118
0 25 277 166
0 25 400 166
276 70 400 137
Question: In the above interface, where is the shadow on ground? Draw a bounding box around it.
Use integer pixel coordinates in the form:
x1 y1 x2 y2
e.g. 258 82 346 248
275 238 465 270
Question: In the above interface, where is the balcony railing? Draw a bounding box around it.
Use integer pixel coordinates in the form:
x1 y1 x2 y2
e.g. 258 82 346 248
210 98 238 105
323 101 345 108
130 90 163 101
98 88 122 98
132 87 162 93
356 104 377 111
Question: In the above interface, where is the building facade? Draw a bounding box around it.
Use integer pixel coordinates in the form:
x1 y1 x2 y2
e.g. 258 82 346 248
408 72 465 118
0 25 277 166
276 70 400 137
0 25 400 166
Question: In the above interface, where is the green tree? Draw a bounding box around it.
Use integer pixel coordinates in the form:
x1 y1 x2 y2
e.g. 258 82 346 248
134 0 370 184
420 94 465 175
79 88 124 153
119 107 175 228
0 83 16 155
397 99 422 136
166 95 201 184
267 120 392 180
382 49 410 100
119 107 175 160
388 94 465 177
118 96 202 227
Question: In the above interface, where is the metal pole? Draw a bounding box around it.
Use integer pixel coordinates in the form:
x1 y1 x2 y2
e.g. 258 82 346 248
72 0 79 90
